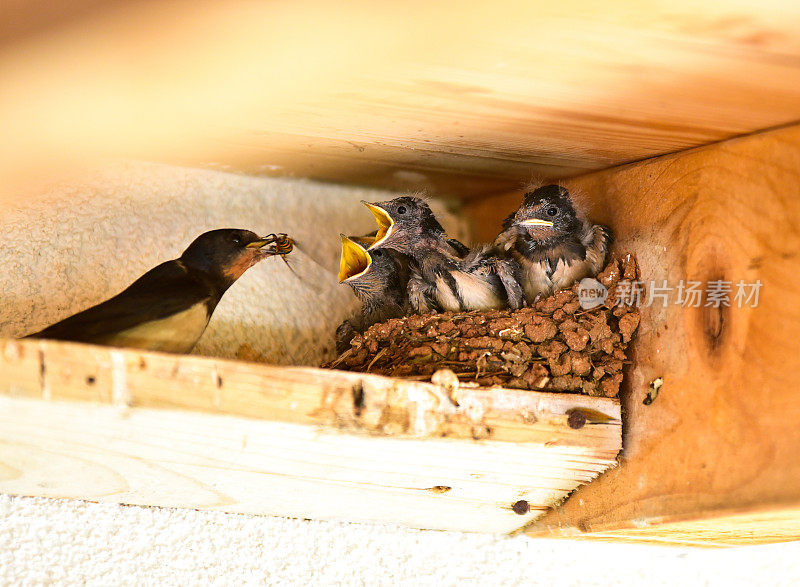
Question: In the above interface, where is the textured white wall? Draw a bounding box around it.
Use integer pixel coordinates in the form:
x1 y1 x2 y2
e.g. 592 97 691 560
0 162 465 365
3 494 800 586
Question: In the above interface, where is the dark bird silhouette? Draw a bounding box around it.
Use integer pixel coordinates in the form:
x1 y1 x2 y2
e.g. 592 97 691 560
336 235 409 352
26 229 288 353
362 197 523 313
494 185 612 302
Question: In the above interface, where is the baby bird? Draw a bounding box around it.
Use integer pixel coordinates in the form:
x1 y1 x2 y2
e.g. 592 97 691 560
336 235 409 352
494 185 612 302
362 197 523 313
26 229 285 353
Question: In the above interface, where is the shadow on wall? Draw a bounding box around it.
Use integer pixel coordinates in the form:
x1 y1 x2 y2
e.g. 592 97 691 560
0 162 467 366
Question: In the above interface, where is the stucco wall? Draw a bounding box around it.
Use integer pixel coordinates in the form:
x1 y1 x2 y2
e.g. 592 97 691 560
0 162 465 366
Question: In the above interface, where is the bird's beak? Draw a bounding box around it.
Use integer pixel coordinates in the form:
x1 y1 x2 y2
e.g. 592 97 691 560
338 234 372 282
361 201 394 248
519 218 554 227
245 238 271 249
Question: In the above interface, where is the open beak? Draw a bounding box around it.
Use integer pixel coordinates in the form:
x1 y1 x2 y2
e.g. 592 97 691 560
519 218 554 227
338 235 372 282
361 201 394 248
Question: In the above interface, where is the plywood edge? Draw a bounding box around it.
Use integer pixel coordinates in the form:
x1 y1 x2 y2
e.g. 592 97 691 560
525 503 800 547
0 337 621 533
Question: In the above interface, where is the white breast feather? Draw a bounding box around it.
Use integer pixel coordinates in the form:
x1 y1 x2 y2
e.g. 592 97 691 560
434 275 462 312
101 303 210 353
451 271 503 310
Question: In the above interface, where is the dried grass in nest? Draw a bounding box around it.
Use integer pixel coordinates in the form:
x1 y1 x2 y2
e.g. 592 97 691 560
327 254 641 397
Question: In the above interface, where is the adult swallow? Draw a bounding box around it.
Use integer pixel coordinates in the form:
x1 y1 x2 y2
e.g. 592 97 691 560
362 197 523 313
26 229 287 353
336 235 409 352
494 184 612 302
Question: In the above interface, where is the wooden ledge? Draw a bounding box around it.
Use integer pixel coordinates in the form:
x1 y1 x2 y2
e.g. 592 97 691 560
0 338 620 533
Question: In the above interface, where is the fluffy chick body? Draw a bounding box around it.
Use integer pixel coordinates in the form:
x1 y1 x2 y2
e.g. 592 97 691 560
336 236 409 352
494 185 612 302
364 196 523 313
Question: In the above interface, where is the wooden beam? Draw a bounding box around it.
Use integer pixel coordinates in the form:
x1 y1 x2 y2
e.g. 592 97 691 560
0 0 121 46
4 1 800 202
463 123 800 545
0 338 621 533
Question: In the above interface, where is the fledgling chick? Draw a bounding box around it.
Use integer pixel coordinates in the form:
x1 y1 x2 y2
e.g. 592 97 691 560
494 184 612 302
362 196 523 313
336 235 409 352
26 229 288 353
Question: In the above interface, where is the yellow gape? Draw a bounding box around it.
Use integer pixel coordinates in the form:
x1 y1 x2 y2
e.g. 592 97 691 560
361 202 395 248
338 235 372 282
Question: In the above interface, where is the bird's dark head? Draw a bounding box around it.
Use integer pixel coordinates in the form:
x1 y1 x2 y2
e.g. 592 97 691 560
180 229 275 287
361 196 445 254
338 235 401 299
503 185 582 244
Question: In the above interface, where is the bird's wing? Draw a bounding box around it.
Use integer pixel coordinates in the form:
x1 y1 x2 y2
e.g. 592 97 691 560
28 261 215 343
445 238 471 258
581 224 613 274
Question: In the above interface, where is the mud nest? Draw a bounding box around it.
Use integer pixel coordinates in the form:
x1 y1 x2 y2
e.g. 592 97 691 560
329 254 640 397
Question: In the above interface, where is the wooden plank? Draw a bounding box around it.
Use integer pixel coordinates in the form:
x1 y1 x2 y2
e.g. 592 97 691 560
542 507 800 548
0 338 621 533
3 1 800 202
463 123 800 545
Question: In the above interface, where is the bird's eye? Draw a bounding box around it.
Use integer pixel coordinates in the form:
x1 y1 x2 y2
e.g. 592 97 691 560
397 205 407 214
372 249 383 257
546 207 558 217
232 236 241 245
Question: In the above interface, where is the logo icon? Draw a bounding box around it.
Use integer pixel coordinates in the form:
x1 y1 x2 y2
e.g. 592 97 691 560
578 277 608 309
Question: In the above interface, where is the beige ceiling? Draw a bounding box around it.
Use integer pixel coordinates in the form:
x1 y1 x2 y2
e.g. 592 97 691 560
3 0 800 202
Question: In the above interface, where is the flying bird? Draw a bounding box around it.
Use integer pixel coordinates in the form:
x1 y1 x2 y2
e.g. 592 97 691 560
26 229 290 353
362 197 523 313
336 234 409 352
493 184 612 302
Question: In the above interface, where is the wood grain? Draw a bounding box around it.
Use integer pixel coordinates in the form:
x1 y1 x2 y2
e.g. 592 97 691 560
463 123 800 545
0 337 621 533
3 1 800 202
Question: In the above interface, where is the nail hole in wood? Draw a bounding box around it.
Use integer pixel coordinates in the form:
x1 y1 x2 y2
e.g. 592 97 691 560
216 375 223 388
567 410 586 429
85 376 96 385
512 500 530 515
